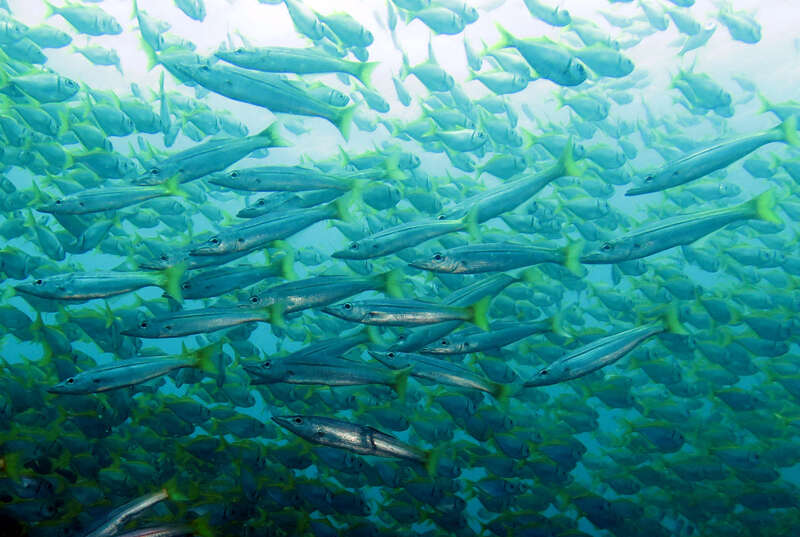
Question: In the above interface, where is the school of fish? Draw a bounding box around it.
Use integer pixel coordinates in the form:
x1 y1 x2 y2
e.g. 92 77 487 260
0 0 799 536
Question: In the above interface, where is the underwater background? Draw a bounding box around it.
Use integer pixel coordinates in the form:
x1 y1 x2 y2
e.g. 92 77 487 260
1 0 799 536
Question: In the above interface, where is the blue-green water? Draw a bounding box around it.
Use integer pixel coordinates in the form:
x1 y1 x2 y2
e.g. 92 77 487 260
1 1 799 536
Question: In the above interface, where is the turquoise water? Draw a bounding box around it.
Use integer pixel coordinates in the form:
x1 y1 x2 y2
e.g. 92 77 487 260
1 0 799 536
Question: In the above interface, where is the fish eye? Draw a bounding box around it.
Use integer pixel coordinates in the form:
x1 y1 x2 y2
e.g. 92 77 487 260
349 243 359 250
386 352 395 359
235 48 244 54
181 282 191 289
249 296 259 304
343 303 352 310
66 377 74 384
230 171 239 178
150 168 160 175
209 237 220 245
441 339 448 345
432 253 443 261
293 417 303 424
540 369 548 375
263 361 271 367
644 175 654 183
601 243 613 251
159 254 169 261
140 320 149 328
256 199 265 206
34 279 43 285
55 199 62 204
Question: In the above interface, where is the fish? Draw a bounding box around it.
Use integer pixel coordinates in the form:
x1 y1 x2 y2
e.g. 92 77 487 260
321 296 490 329
215 45 377 87
524 311 686 387
582 190 781 264
271 415 433 469
627 116 799 195
408 241 583 275
134 123 289 185
48 344 218 394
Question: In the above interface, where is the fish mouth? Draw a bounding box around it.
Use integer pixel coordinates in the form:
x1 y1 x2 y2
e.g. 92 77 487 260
35 205 55 214
624 186 651 196
271 416 294 429
189 246 218 256
330 249 358 260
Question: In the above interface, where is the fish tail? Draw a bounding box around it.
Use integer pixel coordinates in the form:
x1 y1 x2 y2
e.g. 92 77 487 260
558 136 583 177
335 104 356 141
259 122 290 147
492 22 514 51
379 268 404 298
423 445 443 478
273 242 297 281
750 189 782 225
190 341 222 378
562 239 584 276
520 126 535 149
163 175 185 198
268 302 286 328
131 0 139 20
490 381 512 403
381 152 404 180
399 52 410 80
463 206 481 240
333 190 356 222
356 61 379 89
549 311 569 338
160 261 186 303
468 296 490 331
365 326 384 345
663 302 688 335
0 453 22 482
780 115 799 147
163 477 189 502
141 36 159 71
43 0 56 18
392 366 412 400
757 91 772 114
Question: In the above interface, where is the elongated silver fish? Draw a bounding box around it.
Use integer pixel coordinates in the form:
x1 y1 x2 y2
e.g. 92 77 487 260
244 355 409 395
420 318 562 355
121 307 273 338
83 489 170 537
37 179 181 215
15 268 185 302
332 213 476 260
369 350 506 398
627 116 799 195
48 344 218 394
271 415 429 465
523 311 685 387
409 241 583 276
581 190 780 264
322 297 490 329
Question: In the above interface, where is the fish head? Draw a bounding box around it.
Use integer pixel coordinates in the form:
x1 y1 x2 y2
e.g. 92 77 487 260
523 366 559 387
320 301 369 323
625 171 668 196
121 316 169 338
271 415 321 440
361 28 374 46
327 89 350 107
553 6 571 26
581 238 631 264
36 197 78 214
331 239 375 260
190 235 232 256
47 374 91 395
14 277 65 299
57 76 79 99
103 18 123 35
566 58 587 85
368 350 412 369
408 251 463 273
